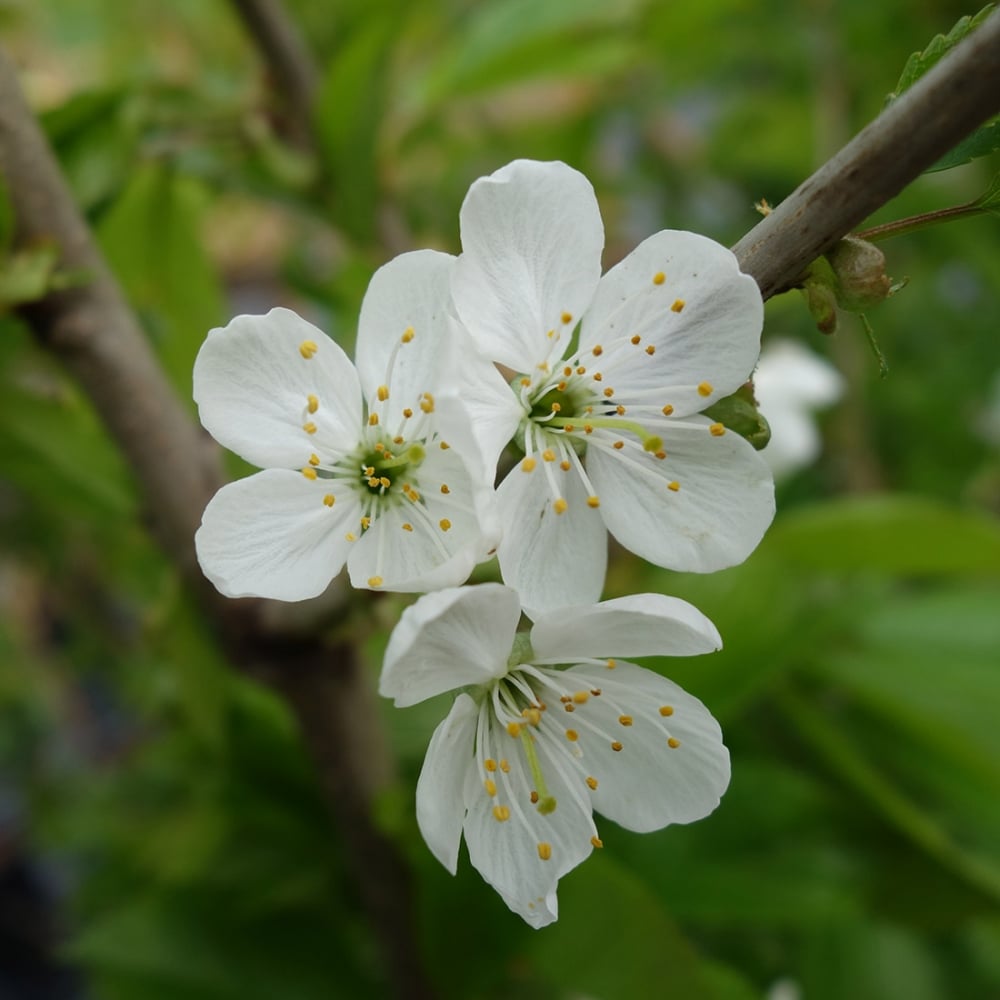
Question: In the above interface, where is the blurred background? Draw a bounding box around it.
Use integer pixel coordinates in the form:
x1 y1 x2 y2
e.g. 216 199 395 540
1 0 999 997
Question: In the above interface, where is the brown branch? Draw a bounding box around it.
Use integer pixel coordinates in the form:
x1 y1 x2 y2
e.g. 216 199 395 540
228 0 321 150
0 48 434 1000
733 6 1000 299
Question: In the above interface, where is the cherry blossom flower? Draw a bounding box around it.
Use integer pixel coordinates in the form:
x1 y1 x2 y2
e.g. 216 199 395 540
443 159 775 615
379 583 730 928
193 251 495 601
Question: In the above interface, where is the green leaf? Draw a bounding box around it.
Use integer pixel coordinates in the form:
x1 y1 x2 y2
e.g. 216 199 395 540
975 170 1000 215
927 118 1000 172
768 495 1000 575
0 246 61 308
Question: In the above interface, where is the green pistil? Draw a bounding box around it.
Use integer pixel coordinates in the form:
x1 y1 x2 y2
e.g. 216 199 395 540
548 414 662 452
374 443 425 472
520 729 557 815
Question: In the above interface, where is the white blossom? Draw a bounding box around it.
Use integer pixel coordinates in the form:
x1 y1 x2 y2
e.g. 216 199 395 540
193 251 495 601
379 583 730 928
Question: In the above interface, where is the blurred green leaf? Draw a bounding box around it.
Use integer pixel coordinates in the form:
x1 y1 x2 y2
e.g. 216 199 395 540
0 173 12 250
0 245 61 308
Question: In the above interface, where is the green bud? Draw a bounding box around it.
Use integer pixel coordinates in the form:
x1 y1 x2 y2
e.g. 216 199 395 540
703 382 771 451
800 257 839 335
826 237 893 312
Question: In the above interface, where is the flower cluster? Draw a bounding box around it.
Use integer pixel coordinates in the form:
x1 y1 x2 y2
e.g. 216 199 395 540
194 160 776 926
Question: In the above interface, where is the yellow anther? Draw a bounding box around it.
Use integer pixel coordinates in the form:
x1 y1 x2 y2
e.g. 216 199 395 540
301 467 318 480
308 453 320 466
323 494 335 507
538 361 550 372
618 715 633 727
561 311 573 324
667 481 680 492
377 384 389 401
542 449 556 462
603 387 614 398
368 478 380 488
698 381 714 397
590 688 601 696
607 658 617 669
440 484 450 494
668 737 681 748
659 705 675 716
572 691 590 705
616 405 626 416
611 740 624 752
592 345 603 356
521 457 537 473
576 365 586 375
550 401 561 412
630 334 641 346
564 703 575 713
402 522 413 532
522 707 541 726
520 376 532 387
591 835 604 849
645 344 656 356
484 778 497 796
553 498 568 515
393 435 403 445
493 805 511 822
439 441 450 450
593 372 603 382
374 442 385 453
499 759 510 773
671 298 686 312
368 576 383 588
566 729 579 742
345 532 357 542
546 329 555 339
402 407 413 419
368 412 379 426
307 394 319 413
401 326 415 343
557 381 568 392
654 450 667 460
584 424 594 434
530 790 539 804
709 422 726 437
506 722 521 738
586 776 598 791
439 518 452 532
537 843 552 861
587 495 600 508
419 393 435 413
613 440 624 450
303 421 317 434
379 476 391 488
563 366 573 377
299 340 318 359
653 272 666 285
560 460 571 471
360 516 371 529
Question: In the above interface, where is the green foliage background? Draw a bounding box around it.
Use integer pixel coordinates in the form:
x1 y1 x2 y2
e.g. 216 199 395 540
1 1 999 997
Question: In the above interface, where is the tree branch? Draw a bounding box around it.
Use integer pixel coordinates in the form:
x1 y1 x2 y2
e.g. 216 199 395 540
0 47 434 1000
228 0 321 150
733 7 1000 299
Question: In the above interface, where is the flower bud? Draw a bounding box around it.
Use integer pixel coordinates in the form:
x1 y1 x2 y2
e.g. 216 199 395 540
826 237 892 312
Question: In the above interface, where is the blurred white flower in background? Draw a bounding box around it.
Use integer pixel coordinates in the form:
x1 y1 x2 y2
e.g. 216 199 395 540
753 340 844 479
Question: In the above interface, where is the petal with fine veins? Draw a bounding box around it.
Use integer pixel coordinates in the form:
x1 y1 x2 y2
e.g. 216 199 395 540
580 230 763 417
531 593 721 662
194 308 363 468
586 418 775 573
194 468 361 601
453 160 604 371
379 584 521 707
416 693 478 875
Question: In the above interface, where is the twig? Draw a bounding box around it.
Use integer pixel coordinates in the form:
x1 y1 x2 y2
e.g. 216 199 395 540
733 6 1000 299
0 47 435 1000
228 0 322 150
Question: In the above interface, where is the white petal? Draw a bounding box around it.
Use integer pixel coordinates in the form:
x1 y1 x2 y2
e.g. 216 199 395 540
194 469 361 600
379 584 521 707
355 250 458 427
347 445 497 593
495 457 607 619
531 593 721 662
436 353 524 483
194 308 363 468
463 700 594 928
536 661 730 832
453 160 604 371
580 231 762 416
586 419 774 573
416 693 479 875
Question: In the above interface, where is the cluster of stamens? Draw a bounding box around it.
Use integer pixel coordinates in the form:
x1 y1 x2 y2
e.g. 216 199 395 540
294 327 463 588
514 272 727 515
476 648 685 868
